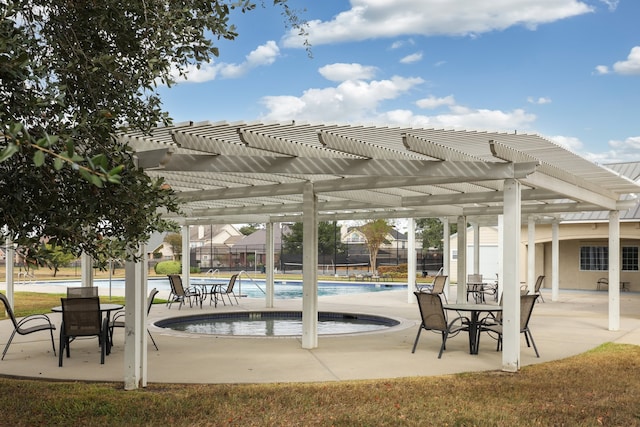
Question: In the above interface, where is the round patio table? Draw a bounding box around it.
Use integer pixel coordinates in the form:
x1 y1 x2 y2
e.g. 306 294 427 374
443 303 502 355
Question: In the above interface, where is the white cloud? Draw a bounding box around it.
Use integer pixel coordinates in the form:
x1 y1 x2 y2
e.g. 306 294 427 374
549 135 640 164
318 63 378 82
377 106 536 132
612 46 640 75
416 95 455 109
594 65 609 75
260 75 424 122
390 39 415 49
169 41 280 83
600 0 619 11
527 96 552 104
400 52 423 64
282 0 593 47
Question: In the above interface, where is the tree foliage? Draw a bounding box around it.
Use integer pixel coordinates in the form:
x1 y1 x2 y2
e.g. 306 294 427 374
281 221 345 256
359 219 393 272
0 1 303 268
416 218 458 251
164 233 183 261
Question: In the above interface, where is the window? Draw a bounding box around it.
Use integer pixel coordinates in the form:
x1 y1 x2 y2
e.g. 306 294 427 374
452 249 458 260
580 246 608 271
580 245 639 271
622 246 639 271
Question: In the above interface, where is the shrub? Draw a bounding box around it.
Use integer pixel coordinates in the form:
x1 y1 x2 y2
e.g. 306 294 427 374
155 260 181 275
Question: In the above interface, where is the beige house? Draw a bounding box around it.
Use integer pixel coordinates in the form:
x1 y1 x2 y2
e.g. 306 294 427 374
449 161 640 291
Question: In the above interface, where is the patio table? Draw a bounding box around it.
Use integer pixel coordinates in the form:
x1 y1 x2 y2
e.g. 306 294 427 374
443 303 502 355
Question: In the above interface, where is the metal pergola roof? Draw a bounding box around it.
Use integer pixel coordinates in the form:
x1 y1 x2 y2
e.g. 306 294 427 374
119 121 640 225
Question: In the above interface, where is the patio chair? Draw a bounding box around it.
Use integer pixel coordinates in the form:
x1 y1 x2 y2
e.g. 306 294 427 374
67 286 98 298
411 291 469 358
466 274 485 303
597 277 608 291
533 275 545 303
481 294 540 357
0 293 56 360
167 275 202 309
416 275 448 303
109 288 159 351
59 296 109 366
212 274 239 306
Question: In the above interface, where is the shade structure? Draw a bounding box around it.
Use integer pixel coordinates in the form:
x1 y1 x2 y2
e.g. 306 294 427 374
116 120 640 386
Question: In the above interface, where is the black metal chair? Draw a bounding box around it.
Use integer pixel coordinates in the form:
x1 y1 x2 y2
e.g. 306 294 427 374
411 292 468 358
109 288 159 350
0 293 56 360
481 294 540 357
212 274 239 306
167 274 202 309
59 297 109 366
416 275 448 303
67 286 98 298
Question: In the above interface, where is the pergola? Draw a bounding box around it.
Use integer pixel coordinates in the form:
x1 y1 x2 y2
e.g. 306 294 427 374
115 121 639 389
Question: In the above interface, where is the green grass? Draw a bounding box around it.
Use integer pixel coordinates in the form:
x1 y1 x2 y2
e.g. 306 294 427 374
0 343 638 426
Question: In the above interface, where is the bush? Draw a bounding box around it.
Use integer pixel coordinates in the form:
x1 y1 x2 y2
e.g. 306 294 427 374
154 260 181 275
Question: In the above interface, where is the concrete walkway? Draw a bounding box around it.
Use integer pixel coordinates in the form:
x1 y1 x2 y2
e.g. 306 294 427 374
0 285 639 384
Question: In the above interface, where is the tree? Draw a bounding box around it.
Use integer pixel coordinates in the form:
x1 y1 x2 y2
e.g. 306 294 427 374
43 244 76 277
360 219 393 272
416 218 458 251
239 224 262 236
164 233 183 261
1 1 304 268
281 221 345 256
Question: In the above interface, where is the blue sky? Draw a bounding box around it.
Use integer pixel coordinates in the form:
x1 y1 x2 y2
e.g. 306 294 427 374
158 0 639 165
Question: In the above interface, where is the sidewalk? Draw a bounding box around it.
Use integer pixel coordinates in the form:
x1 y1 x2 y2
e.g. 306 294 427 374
0 286 638 384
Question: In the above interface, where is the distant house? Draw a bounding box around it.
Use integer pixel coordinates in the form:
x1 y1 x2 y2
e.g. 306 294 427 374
188 225 244 269
448 161 640 291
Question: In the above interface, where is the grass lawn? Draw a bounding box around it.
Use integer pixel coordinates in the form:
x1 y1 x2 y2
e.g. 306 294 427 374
0 343 637 425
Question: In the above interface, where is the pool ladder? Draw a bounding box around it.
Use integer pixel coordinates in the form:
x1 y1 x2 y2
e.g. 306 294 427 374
237 270 266 296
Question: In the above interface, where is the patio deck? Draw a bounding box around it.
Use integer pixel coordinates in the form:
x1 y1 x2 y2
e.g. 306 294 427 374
0 285 639 384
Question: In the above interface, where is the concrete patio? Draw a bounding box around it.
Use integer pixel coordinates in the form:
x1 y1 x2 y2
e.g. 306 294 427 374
0 285 639 384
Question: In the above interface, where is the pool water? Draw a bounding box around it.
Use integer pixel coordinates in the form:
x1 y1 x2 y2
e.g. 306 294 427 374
24 277 406 299
156 311 400 336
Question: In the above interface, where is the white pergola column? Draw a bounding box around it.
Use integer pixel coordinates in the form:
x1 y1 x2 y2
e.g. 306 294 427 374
608 210 620 331
497 215 504 298
124 245 147 390
502 178 521 372
407 218 416 303
551 220 560 301
265 222 275 308
81 252 93 287
527 216 536 294
472 222 480 275
181 225 190 284
456 215 467 303
301 183 318 349
5 238 14 308
442 218 450 278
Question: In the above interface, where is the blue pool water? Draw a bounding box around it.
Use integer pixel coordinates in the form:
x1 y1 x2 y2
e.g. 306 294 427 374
22 277 406 299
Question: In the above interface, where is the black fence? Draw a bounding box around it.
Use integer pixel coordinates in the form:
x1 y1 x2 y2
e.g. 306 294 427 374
189 244 443 275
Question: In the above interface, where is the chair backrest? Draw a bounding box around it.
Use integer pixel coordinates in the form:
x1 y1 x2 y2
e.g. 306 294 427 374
61 297 102 337
431 275 448 294
534 275 545 292
0 293 19 330
147 288 159 315
225 274 238 294
468 274 482 283
413 291 447 331
167 275 186 297
67 286 98 298
520 294 538 330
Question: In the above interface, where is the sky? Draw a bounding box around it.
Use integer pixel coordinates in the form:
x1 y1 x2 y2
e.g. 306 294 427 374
158 0 640 166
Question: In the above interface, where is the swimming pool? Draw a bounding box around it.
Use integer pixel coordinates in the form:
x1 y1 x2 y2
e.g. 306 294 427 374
22 277 406 299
